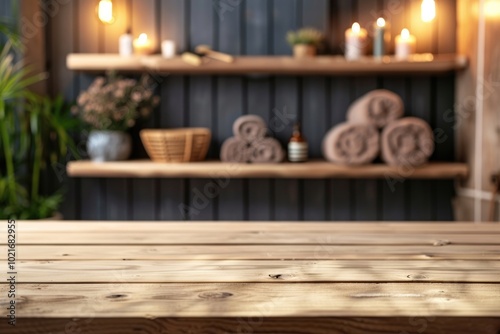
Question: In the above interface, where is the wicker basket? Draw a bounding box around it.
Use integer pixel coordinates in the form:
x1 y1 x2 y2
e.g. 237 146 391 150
140 128 211 162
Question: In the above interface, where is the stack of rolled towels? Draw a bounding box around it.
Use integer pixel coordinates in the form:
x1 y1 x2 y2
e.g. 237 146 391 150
220 115 285 163
322 89 434 166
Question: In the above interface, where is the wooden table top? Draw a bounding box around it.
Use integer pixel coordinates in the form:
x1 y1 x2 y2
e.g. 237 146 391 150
2 221 500 333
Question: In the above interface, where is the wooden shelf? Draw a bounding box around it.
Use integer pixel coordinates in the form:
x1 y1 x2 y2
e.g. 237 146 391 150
67 160 468 179
67 54 467 75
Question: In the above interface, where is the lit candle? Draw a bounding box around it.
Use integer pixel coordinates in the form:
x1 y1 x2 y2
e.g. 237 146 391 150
345 22 368 61
395 29 416 60
161 40 176 59
133 33 153 55
373 18 387 57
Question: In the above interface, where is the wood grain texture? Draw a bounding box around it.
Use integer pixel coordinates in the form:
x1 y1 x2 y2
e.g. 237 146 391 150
5 244 500 260
12 231 500 245
1 317 499 334
2 222 500 329
66 161 469 179
1 283 499 318
14 259 500 283
67 54 468 74
14 222 500 233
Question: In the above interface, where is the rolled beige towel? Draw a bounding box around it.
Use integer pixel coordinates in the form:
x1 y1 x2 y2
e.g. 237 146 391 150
322 123 380 165
381 117 434 167
232 115 267 143
249 138 284 163
220 137 252 163
347 89 404 128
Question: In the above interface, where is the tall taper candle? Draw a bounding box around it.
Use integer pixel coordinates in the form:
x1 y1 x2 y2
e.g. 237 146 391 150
373 18 386 57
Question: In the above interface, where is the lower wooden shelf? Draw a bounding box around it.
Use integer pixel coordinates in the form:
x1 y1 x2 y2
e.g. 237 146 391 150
66 160 468 179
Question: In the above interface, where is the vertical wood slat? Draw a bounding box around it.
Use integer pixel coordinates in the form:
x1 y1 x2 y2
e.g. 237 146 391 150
409 77 434 221
160 0 187 53
272 0 298 55
188 0 216 220
158 0 187 220
100 0 132 219
74 0 100 220
217 1 245 220
273 77 300 221
246 0 273 221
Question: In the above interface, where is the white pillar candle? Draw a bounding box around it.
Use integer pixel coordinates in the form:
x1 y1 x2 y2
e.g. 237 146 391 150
345 22 368 61
395 28 416 60
133 33 153 55
161 40 176 58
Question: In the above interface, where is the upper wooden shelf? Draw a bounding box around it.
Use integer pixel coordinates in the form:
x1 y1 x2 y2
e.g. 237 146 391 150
67 160 468 179
67 54 467 75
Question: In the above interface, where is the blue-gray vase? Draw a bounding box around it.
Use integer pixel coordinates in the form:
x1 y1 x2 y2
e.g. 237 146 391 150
87 130 132 162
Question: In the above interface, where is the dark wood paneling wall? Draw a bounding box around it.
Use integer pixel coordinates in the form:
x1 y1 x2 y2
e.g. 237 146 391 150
47 0 458 221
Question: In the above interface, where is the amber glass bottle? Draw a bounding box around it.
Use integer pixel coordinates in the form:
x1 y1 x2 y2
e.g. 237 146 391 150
288 123 308 162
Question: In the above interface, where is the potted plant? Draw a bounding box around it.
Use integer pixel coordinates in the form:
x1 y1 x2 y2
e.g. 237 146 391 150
0 43 80 219
72 73 160 162
286 28 324 58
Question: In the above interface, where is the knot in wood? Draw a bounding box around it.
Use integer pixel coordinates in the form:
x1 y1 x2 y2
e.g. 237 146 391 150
198 292 233 300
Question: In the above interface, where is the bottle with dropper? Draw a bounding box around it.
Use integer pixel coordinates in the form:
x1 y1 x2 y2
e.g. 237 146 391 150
288 122 308 163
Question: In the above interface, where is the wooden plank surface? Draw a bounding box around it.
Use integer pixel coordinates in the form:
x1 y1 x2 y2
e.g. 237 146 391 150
2 317 498 334
4 244 500 260
1 283 499 318
67 54 468 74
14 259 500 283
67 161 469 179
11 222 500 233
10 231 500 245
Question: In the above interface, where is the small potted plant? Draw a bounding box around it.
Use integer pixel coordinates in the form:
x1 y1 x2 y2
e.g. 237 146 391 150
287 28 324 58
73 73 160 162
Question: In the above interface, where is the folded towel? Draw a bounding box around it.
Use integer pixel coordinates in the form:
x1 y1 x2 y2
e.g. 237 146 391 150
322 122 380 165
220 137 251 163
381 117 434 167
347 89 404 128
249 138 285 163
233 115 267 143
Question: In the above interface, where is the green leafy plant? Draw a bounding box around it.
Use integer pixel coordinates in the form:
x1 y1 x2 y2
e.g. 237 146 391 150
73 72 160 131
286 28 324 47
0 8 80 219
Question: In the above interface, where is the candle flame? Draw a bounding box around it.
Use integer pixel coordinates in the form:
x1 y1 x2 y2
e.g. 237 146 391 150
401 28 410 39
421 0 436 22
376 18 386 27
485 0 500 18
352 22 361 33
138 33 148 43
98 0 113 24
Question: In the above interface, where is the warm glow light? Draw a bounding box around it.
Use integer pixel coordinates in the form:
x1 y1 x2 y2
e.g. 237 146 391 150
401 28 410 40
98 0 114 24
352 22 361 33
421 0 436 22
485 0 500 18
376 17 386 27
138 33 148 43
